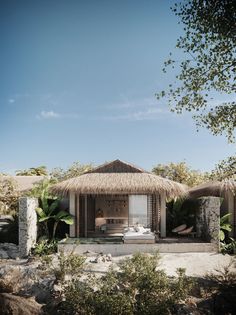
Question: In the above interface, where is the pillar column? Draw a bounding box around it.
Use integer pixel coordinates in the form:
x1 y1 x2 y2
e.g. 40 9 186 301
84 194 87 237
69 192 76 237
160 192 166 238
76 194 80 237
227 191 234 237
19 197 38 257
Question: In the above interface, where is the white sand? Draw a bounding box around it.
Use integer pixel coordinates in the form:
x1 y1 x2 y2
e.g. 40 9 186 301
85 253 236 277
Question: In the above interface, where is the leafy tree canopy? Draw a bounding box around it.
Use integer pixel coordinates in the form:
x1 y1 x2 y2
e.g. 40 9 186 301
51 161 93 182
157 0 236 142
210 155 236 181
0 177 19 215
16 165 48 176
152 161 207 187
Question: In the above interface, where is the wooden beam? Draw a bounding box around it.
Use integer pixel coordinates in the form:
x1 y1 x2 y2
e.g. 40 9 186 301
84 194 87 238
76 194 80 237
69 192 76 237
160 192 166 238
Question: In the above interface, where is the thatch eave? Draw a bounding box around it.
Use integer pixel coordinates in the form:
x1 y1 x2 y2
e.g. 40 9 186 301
50 172 187 199
188 179 236 198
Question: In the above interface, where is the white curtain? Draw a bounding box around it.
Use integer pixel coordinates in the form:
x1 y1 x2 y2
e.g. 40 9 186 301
129 195 148 226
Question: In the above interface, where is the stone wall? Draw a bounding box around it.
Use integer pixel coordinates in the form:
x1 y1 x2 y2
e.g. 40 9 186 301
19 197 38 258
196 197 220 243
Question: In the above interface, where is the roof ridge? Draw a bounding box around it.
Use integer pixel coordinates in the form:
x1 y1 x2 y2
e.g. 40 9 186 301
86 159 147 174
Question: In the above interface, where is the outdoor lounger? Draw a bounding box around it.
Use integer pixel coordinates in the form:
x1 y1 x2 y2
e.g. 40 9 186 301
172 224 187 233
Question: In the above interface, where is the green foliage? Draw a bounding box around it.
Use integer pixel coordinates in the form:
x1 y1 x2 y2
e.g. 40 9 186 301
51 161 93 182
62 253 193 315
32 239 57 256
220 237 236 255
207 261 236 292
34 179 73 239
152 161 207 187
0 177 19 215
210 155 236 181
42 250 86 282
219 214 236 254
16 165 48 176
28 178 58 199
167 198 198 233
157 0 236 142
205 262 236 314
220 213 232 241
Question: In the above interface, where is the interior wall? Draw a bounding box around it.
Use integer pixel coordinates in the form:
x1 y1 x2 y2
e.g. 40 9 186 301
95 195 129 219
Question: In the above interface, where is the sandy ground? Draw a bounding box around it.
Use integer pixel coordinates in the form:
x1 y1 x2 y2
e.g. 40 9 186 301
85 252 236 277
1 253 235 279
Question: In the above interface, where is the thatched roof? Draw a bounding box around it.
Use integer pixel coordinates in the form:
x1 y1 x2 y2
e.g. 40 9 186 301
0 176 45 193
188 179 236 198
51 159 187 198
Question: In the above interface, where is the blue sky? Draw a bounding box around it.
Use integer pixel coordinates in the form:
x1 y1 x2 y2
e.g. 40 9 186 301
0 0 235 174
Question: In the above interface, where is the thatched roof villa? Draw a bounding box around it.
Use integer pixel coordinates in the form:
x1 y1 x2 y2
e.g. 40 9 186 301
188 179 236 238
51 159 186 238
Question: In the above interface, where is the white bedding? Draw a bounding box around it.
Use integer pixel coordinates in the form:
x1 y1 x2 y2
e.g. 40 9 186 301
123 226 155 240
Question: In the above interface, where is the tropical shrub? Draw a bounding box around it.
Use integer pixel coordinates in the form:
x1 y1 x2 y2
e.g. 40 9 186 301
219 213 232 242
167 198 198 234
61 252 193 315
32 179 73 239
219 213 236 254
206 261 236 314
41 250 86 282
32 239 58 256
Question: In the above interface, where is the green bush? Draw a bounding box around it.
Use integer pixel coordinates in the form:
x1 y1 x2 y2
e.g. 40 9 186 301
62 252 193 315
54 251 86 281
32 239 58 256
41 250 86 282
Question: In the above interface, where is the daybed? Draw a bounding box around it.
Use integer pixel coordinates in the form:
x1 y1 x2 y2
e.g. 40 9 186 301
123 226 156 244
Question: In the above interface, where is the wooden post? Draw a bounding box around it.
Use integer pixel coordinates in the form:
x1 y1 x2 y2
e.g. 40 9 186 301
228 191 234 237
84 194 87 238
160 192 166 238
76 194 80 237
69 192 76 237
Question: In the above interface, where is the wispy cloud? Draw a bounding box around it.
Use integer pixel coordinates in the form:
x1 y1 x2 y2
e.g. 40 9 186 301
36 110 80 120
106 97 158 109
37 110 61 119
101 96 169 121
8 98 15 104
103 107 168 121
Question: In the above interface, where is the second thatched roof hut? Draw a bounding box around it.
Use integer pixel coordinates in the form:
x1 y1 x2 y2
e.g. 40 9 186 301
188 179 236 238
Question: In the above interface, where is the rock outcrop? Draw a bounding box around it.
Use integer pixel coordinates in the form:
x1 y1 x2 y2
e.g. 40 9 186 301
0 293 43 315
